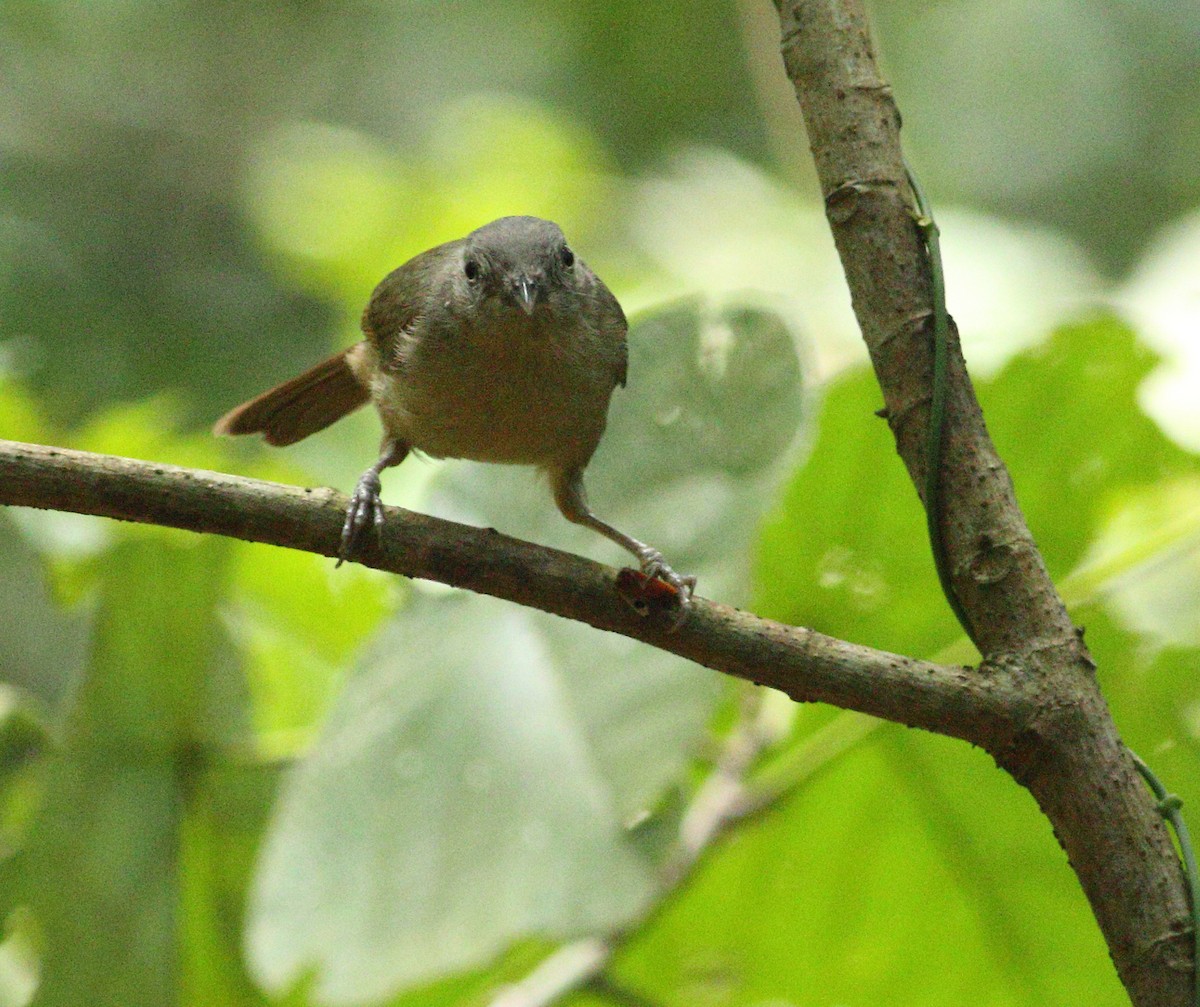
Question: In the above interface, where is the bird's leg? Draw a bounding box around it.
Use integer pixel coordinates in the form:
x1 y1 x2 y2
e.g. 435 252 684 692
552 468 696 605
337 439 409 567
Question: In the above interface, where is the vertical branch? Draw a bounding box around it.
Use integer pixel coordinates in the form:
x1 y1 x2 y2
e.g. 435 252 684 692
775 0 1065 658
770 2 1193 1004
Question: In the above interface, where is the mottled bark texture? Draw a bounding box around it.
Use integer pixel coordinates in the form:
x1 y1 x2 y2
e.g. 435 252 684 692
771 1 1192 1003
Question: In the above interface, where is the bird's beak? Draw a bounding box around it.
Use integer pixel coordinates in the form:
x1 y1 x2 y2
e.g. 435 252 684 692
513 276 538 315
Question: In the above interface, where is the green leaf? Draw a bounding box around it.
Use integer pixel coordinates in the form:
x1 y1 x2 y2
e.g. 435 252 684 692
742 315 1200 1002
243 101 618 308
1083 602 1200 794
24 753 179 1007
1077 475 1200 647
227 543 397 756
181 762 281 1007
756 368 953 656
415 297 805 816
248 593 657 1004
757 314 1200 658
12 536 238 1007
0 517 86 715
430 297 804 819
613 726 1126 1007
246 299 807 1002
979 315 1200 579
0 377 51 444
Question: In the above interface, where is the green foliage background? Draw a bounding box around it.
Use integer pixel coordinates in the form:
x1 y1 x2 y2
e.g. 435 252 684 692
2 2 1200 1005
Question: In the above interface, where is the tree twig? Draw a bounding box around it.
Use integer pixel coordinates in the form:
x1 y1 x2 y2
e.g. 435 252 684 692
0 438 1017 748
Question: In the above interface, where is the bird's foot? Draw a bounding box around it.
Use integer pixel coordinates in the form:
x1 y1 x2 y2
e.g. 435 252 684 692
615 547 695 629
337 470 385 567
638 548 696 602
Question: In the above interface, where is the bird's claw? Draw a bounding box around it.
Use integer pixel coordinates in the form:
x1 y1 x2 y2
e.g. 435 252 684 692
638 548 696 603
337 470 385 567
614 548 695 630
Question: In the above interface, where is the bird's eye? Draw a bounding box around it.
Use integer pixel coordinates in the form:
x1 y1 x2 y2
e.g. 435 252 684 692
560 245 575 268
464 259 480 281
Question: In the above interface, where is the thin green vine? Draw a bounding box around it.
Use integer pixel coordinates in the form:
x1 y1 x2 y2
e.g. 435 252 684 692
903 162 973 641
1129 749 1200 1005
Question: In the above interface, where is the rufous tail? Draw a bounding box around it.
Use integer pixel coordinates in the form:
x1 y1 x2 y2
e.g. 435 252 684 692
213 346 370 446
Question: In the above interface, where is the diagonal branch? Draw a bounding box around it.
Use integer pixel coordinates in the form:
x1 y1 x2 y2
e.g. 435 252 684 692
0 437 1016 747
771 2 1192 1004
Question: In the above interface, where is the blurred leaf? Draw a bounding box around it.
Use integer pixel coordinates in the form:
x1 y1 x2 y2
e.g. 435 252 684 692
756 367 953 656
427 298 805 806
530 618 722 827
424 95 617 246
243 122 415 303
757 314 1200 657
979 315 1200 579
262 941 559 1007
0 376 51 443
231 546 396 667
23 754 178 1007
8 536 239 1007
607 299 804 481
244 100 617 314
1079 476 1200 647
612 725 1125 1007
248 593 657 1005
0 517 85 714
0 907 38 1007
0 689 52 899
1121 206 1200 453
227 544 398 756
181 762 281 1007
632 152 1105 381
74 396 225 472
247 299 806 1002
1083 604 1200 784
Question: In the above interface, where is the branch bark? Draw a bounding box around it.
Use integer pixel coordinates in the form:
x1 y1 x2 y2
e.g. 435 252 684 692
0 438 1015 745
771 2 1191 1004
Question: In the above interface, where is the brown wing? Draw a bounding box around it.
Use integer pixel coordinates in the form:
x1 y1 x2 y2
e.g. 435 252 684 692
212 347 370 447
361 238 463 371
215 240 465 447
587 263 628 388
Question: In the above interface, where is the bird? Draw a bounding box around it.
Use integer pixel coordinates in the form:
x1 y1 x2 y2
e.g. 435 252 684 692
214 215 694 606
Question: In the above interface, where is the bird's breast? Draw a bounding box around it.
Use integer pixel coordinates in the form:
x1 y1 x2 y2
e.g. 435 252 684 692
372 311 620 469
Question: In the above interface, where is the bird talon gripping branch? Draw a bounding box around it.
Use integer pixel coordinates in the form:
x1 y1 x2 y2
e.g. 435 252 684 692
615 567 694 629
215 216 693 598
337 470 386 566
